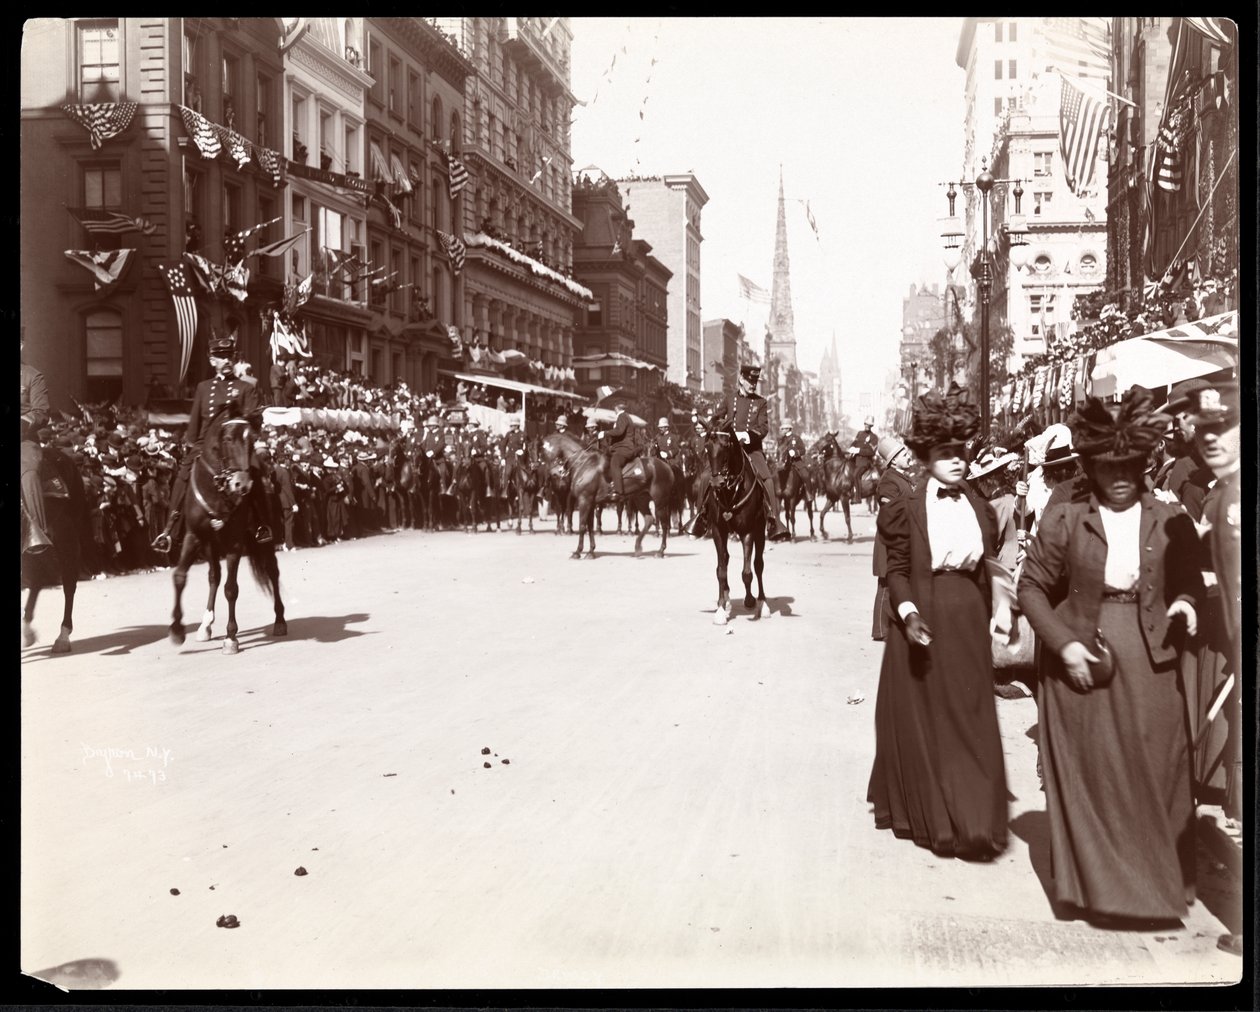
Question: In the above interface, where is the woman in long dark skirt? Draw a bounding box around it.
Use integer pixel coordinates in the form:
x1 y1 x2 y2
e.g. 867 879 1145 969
1019 388 1203 924
867 384 1008 860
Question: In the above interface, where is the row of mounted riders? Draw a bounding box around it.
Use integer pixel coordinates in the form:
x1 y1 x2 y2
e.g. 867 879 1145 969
22 412 884 653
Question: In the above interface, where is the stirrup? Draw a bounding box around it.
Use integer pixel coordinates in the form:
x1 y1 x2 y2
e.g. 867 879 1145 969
210 517 225 532
255 525 274 545
151 532 173 553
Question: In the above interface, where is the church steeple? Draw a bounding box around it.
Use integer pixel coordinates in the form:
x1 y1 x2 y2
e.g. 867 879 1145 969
768 166 797 369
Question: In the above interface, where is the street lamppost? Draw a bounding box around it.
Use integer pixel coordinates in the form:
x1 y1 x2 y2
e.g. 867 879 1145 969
939 158 1029 436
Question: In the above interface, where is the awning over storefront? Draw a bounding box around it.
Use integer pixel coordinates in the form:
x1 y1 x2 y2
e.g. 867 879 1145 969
572 352 663 373
452 371 586 400
1090 310 1238 398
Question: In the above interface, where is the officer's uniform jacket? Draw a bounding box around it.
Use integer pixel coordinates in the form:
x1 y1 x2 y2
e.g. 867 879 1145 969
650 431 680 460
849 429 878 458
185 370 263 453
718 392 769 452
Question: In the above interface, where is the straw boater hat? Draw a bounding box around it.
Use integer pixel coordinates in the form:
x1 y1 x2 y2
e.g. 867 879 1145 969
968 446 1019 480
1069 387 1171 465
904 382 980 459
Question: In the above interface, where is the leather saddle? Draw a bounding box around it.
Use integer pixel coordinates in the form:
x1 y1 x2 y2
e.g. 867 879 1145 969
40 455 71 500
603 456 650 499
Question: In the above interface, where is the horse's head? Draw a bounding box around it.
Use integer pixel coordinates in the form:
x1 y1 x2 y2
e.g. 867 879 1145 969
706 429 743 486
207 414 254 498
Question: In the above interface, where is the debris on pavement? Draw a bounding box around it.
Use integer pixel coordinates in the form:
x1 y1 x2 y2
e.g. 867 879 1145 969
521 576 535 584
483 762 491 768
382 772 397 777
480 747 491 755
501 759 510 765
294 866 308 877
169 888 180 895
216 914 240 929
846 691 865 704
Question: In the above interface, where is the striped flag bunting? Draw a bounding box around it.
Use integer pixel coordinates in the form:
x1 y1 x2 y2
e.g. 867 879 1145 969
437 230 466 275
1058 75 1110 195
67 207 156 236
446 154 469 200
156 261 199 385
248 226 310 261
1038 17 1109 81
64 248 136 290
61 101 137 150
178 105 222 159
216 124 252 169
270 311 313 360
254 146 284 187
223 216 282 265
276 18 310 54
1182 17 1232 47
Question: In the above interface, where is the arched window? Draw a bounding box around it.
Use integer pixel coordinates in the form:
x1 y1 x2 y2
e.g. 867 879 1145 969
430 96 442 143
449 111 461 155
84 308 124 402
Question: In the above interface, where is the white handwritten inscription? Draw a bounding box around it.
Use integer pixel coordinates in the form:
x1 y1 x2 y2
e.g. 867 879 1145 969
80 744 174 782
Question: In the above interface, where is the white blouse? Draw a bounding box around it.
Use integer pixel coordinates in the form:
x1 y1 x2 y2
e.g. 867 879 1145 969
897 479 985 620
1098 502 1142 591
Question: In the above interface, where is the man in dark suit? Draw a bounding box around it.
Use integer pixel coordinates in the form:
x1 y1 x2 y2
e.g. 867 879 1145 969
20 338 53 554
273 446 299 551
600 399 637 501
1162 377 1214 521
688 364 790 542
1191 383 1242 923
151 334 269 553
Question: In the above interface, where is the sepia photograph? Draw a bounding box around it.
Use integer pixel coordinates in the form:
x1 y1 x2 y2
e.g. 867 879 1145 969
18 15 1248 996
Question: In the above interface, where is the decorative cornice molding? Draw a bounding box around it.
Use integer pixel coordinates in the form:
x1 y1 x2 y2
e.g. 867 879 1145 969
290 40 371 103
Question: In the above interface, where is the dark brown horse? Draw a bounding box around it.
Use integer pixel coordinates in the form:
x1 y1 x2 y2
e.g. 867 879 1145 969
816 454 882 543
540 431 673 559
507 451 546 534
778 457 817 541
702 429 770 623
169 411 286 653
22 447 87 654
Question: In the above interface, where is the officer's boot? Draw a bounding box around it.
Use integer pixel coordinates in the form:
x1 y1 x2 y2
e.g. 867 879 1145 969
764 485 791 542
684 510 709 540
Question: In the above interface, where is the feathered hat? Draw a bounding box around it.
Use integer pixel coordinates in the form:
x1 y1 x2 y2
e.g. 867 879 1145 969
905 382 980 459
1069 386 1170 464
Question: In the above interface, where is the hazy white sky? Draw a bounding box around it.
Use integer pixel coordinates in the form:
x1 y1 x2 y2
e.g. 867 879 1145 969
570 16 967 406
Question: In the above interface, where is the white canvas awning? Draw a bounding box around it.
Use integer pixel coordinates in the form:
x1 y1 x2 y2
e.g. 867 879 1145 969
1090 310 1238 398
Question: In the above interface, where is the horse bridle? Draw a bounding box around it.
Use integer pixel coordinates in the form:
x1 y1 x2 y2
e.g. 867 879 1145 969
195 418 253 511
707 430 757 521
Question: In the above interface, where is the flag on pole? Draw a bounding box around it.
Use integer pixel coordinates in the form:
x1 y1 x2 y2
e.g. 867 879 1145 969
737 274 771 305
224 216 282 265
67 207 156 236
804 201 820 241
248 226 310 261
222 262 250 303
178 105 222 159
182 252 226 295
156 261 199 384
60 101 137 150
1038 17 1110 81
276 18 310 54
283 273 313 316
446 154 470 200
1058 75 1110 195
437 230 466 275
64 248 136 290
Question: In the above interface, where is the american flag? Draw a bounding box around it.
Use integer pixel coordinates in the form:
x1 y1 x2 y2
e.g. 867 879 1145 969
1182 17 1232 47
1038 18 1110 82
64 248 136 290
1058 76 1110 195
178 105 222 160
61 101 137 150
270 312 313 360
737 274 770 305
156 261 200 385
222 262 251 303
183 252 226 295
277 18 309 54
283 273 313 316
437 230 466 275
224 216 282 265
446 154 470 200
67 207 156 236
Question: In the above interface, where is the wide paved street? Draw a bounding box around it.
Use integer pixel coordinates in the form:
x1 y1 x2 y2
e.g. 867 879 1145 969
21 508 1241 990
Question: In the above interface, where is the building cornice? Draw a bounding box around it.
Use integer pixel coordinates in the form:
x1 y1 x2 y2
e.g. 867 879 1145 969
465 248 588 308
290 36 374 104
463 145 581 229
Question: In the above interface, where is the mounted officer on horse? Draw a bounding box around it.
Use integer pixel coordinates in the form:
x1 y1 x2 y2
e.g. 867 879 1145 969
685 364 791 543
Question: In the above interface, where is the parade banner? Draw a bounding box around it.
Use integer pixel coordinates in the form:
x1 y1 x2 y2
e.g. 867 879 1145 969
284 158 374 196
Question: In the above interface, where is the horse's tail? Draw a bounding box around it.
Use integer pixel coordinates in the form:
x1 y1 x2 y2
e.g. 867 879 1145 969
246 540 277 597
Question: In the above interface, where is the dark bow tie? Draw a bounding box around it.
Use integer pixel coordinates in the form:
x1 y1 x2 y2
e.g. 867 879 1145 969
936 485 964 500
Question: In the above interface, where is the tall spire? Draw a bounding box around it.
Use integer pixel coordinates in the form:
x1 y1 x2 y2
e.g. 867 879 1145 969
768 165 797 369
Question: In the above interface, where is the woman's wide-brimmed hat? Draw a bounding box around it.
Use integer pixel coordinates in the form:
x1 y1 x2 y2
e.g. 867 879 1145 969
904 382 980 458
1070 387 1170 465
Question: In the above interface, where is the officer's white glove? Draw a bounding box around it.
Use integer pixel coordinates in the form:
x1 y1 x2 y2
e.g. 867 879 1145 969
291 504 299 513
426 450 434 457
660 451 669 458
1015 479 1029 498
736 431 750 445
516 449 524 456
597 431 605 439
